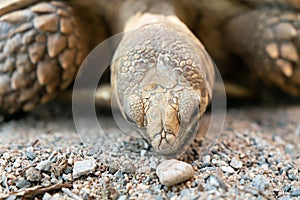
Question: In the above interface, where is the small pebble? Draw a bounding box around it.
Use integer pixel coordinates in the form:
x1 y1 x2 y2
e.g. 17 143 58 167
16 179 31 189
120 160 136 174
221 166 235 174
285 144 295 155
114 171 123 178
109 162 119 174
25 167 42 182
155 195 164 200
202 155 211 167
290 189 300 197
42 193 52 200
156 159 194 186
206 175 221 188
149 157 158 169
41 180 51 187
230 157 243 169
36 160 52 171
13 159 22 168
278 196 293 200
252 175 269 190
136 165 151 174
73 159 96 179
140 150 147 157
6 195 17 200
118 195 127 200
25 151 36 160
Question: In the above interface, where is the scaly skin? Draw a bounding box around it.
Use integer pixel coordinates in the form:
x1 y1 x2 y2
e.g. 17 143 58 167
0 0 87 114
178 0 300 95
111 12 214 155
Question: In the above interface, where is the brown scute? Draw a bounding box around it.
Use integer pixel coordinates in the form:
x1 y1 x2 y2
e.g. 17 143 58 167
0 1 88 115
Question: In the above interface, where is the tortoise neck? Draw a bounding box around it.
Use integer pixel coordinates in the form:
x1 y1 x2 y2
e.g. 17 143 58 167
115 0 176 33
122 12 188 33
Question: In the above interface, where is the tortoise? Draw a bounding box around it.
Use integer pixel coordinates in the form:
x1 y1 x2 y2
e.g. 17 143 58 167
1 0 300 155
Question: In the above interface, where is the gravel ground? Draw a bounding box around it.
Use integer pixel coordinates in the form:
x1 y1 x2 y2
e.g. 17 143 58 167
0 102 299 200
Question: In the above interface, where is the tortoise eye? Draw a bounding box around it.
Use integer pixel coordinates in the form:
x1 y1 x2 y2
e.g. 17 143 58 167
124 94 145 127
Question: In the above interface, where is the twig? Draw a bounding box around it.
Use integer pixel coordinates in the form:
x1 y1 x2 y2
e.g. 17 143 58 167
62 188 82 200
0 182 72 199
31 139 39 147
239 185 273 200
4 176 9 194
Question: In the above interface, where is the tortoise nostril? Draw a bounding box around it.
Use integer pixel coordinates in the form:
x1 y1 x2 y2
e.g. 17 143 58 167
166 134 175 144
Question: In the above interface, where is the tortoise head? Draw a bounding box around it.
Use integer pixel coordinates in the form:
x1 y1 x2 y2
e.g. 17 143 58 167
123 88 200 155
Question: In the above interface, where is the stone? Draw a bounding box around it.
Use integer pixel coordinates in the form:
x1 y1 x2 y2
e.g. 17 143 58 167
156 159 194 186
73 159 96 179
136 166 151 174
25 149 36 160
290 189 300 197
285 144 295 155
33 14 58 32
221 166 235 174
13 158 22 168
202 155 211 167
25 167 42 182
230 157 243 169
36 160 52 171
47 33 66 57
206 175 222 190
120 160 136 174
42 193 52 200
252 175 269 190
149 157 158 170
278 197 293 200
16 179 31 189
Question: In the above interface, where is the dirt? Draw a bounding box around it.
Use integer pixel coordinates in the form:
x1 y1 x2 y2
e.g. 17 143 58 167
0 100 299 199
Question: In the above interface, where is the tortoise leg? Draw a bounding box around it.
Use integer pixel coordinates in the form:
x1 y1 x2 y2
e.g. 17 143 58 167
0 1 89 115
225 7 300 95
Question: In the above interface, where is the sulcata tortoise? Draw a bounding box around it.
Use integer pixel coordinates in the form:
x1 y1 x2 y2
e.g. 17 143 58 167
1 0 300 155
